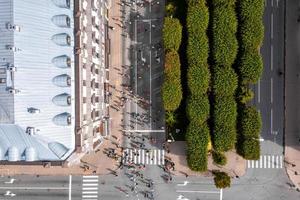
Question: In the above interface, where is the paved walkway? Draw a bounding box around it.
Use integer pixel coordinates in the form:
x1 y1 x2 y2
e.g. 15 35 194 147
285 0 300 191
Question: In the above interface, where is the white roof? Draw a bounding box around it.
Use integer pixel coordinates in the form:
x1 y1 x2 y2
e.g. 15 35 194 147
0 0 75 161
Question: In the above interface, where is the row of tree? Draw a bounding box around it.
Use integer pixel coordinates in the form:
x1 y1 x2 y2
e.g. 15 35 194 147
235 0 264 160
162 17 182 113
186 0 211 171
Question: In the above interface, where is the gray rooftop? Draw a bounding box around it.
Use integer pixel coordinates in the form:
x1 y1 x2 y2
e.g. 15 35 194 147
0 0 75 161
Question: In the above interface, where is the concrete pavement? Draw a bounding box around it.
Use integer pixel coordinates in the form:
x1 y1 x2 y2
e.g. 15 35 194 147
285 0 300 190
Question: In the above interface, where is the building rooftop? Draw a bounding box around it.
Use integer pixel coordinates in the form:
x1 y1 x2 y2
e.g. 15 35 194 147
0 0 75 161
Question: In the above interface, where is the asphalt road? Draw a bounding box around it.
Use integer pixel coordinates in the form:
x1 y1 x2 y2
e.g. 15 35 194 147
1 1 300 200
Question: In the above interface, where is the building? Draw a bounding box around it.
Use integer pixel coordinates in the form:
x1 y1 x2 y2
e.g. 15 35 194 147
0 0 110 164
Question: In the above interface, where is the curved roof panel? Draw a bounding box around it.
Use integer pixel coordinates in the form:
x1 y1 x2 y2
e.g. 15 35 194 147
48 142 69 158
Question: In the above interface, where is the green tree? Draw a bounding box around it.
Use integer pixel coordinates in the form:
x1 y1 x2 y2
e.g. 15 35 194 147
213 171 231 188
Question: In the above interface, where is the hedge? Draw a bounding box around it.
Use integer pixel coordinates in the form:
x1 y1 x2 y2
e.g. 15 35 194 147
162 51 182 111
187 63 210 95
186 122 210 171
211 0 236 7
163 17 182 51
213 97 237 152
240 138 260 160
212 151 227 166
212 67 238 97
238 50 263 84
236 85 254 104
211 5 238 66
238 0 264 22
213 171 231 188
187 94 210 125
239 106 262 139
239 20 264 51
186 0 210 172
186 3 209 36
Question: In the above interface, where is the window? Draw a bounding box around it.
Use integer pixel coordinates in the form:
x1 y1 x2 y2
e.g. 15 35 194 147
0 78 6 84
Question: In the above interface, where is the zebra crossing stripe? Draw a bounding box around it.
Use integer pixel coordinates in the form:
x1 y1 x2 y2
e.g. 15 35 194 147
157 150 161 165
280 156 283 168
272 156 275 168
142 149 145 164
146 151 149 164
255 160 258 168
268 156 271 168
247 160 251 168
276 156 279 168
260 156 263 168
134 149 137 164
162 150 165 165
150 151 153 165
154 150 157 165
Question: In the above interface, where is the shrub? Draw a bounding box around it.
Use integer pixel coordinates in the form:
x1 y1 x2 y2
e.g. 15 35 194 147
162 51 182 111
239 106 262 139
212 151 227 166
186 3 209 36
238 0 264 22
187 32 209 66
236 86 254 104
240 138 260 160
187 63 210 95
213 171 231 188
212 0 236 7
239 21 264 51
186 122 210 171
212 67 238 96
238 50 263 84
165 2 177 17
165 111 177 127
187 94 210 125
163 17 182 51
211 5 238 66
213 97 237 151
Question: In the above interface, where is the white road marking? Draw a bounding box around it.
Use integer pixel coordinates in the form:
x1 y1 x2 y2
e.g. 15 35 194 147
271 78 273 103
83 176 98 179
271 0 274 7
82 195 98 198
82 191 98 194
276 0 279 7
247 155 283 169
270 108 273 134
4 178 15 184
177 181 189 186
149 20 152 130
271 44 273 71
82 179 98 183
157 149 161 165
271 13 274 39
135 19 138 130
176 190 220 194
260 156 263 168
0 187 68 190
82 187 98 191
69 175 72 200
220 189 223 200
83 183 98 187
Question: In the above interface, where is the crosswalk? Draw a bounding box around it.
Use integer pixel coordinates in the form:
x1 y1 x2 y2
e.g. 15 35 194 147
82 175 99 200
247 155 283 169
123 149 165 165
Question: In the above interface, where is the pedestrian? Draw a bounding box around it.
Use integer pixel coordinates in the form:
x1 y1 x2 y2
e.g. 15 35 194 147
185 173 188 178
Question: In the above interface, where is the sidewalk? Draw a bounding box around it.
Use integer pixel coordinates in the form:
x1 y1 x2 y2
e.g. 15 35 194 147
166 141 246 178
285 0 300 190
